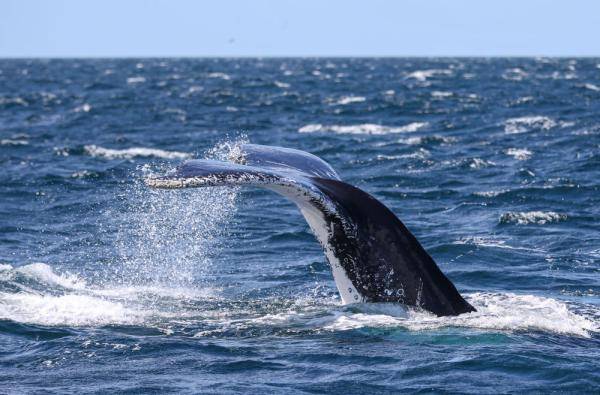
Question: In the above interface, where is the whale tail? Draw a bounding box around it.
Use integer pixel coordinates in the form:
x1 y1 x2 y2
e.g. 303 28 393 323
146 144 475 316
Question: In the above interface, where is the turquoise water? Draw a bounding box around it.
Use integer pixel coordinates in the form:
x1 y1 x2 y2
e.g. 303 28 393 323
0 58 599 393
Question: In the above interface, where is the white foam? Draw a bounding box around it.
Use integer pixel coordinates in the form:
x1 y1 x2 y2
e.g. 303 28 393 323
512 96 534 105
453 236 537 252
0 97 28 106
207 72 230 80
469 158 495 169
84 145 191 160
1 264 596 337
500 211 567 225
320 293 597 338
73 103 91 113
396 136 457 145
274 81 290 89
473 189 509 197
584 83 600 92
331 96 366 105
505 148 532 160
126 76 146 84
405 69 451 82
0 292 146 327
431 91 453 98
298 122 428 135
17 262 86 290
0 263 215 327
504 116 557 134
502 68 528 81
1 139 29 146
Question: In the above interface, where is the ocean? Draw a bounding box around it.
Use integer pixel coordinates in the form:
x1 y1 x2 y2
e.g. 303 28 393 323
0 58 599 393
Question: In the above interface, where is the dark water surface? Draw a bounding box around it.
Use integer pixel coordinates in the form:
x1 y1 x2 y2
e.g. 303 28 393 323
1 58 599 393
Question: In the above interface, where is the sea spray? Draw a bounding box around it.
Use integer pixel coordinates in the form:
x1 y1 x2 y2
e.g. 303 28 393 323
108 139 245 289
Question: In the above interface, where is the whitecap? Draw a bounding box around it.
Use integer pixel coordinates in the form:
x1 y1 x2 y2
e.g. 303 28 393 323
584 83 600 92
0 97 28 106
511 96 534 105
473 190 509 198
431 91 453 98
0 292 146 327
16 262 87 290
84 145 191 160
274 81 290 89
405 69 451 82
71 170 96 179
298 122 428 135
0 263 215 327
73 103 91 113
500 211 567 225
504 116 557 134
330 96 366 105
126 76 146 84
468 158 495 169
505 148 532 160
502 68 528 81
397 136 457 145
207 72 230 80
1 139 29 146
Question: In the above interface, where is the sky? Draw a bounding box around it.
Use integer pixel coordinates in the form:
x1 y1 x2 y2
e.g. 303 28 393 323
1 0 600 57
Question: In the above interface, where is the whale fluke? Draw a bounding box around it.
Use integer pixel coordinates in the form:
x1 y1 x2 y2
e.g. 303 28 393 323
146 144 475 316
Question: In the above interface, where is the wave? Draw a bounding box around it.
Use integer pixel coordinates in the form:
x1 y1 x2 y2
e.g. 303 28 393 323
1 139 29 146
73 103 92 113
505 148 532 160
274 81 290 89
126 76 146 84
0 96 28 107
84 145 191 160
318 293 596 338
207 72 231 80
0 263 213 327
431 91 453 98
452 236 531 251
502 68 529 81
405 69 451 82
473 189 510 198
466 158 495 169
499 211 567 225
504 116 557 134
0 263 596 338
298 122 428 135
584 83 600 92
329 96 366 105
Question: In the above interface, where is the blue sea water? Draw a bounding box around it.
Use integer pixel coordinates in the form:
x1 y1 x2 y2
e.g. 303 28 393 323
0 58 599 393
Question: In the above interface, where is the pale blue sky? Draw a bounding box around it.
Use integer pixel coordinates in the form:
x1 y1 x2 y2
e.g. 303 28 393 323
1 0 599 57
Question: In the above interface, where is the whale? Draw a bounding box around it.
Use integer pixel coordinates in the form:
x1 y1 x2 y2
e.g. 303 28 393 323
145 144 475 316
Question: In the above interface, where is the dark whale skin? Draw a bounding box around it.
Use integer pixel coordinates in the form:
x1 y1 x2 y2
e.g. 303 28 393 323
312 177 475 316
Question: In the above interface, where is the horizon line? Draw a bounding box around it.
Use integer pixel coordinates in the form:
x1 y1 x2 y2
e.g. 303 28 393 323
1 54 600 60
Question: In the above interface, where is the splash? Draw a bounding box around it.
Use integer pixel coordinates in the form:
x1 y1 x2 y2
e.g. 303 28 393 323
316 293 597 338
1 263 597 338
108 139 245 288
